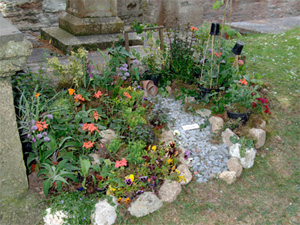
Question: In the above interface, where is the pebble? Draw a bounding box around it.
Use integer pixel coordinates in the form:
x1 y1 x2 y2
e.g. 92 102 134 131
150 96 230 183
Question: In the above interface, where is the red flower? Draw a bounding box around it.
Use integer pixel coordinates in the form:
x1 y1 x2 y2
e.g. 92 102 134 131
264 105 271 114
252 102 257 108
124 92 132 99
238 78 247 85
82 123 99 133
214 52 222 58
190 26 198 32
83 141 94 149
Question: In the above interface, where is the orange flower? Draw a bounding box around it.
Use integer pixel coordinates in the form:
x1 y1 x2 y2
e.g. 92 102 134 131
124 197 131 204
36 121 48 131
35 93 41 98
190 26 198 32
123 92 132 99
68 88 75 95
83 141 94 149
214 52 222 58
74 94 85 102
238 78 247 85
82 123 99 133
115 158 127 168
93 111 100 121
117 197 122 204
94 90 102 98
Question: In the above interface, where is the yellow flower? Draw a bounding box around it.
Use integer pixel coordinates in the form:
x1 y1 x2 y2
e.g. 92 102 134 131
167 158 173 165
175 169 181 175
177 175 186 183
172 165 176 171
124 197 131 204
152 146 157 152
106 185 116 195
125 174 134 182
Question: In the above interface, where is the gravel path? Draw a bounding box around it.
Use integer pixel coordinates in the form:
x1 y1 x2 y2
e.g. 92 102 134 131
153 96 230 183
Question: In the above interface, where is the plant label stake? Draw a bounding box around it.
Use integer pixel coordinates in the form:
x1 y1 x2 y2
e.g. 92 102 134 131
210 23 220 89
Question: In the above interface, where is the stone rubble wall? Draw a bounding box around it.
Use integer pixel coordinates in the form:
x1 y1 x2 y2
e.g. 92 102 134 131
0 0 299 31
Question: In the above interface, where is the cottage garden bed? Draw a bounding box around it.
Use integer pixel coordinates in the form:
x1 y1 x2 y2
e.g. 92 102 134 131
13 19 273 224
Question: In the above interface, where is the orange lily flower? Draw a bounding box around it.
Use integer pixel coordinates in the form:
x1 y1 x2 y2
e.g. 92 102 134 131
93 111 100 121
36 121 48 131
238 78 248 85
115 158 127 168
82 123 99 133
190 26 198 32
35 93 41 98
68 88 75 95
74 94 85 102
123 92 132 99
214 52 222 58
94 90 102 98
83 141 94 149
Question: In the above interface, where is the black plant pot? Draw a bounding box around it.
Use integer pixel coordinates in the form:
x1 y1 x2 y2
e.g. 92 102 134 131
210 23 220 35
232 41 244 55
145 73 159 86
197 83 220 99
227 110 251 125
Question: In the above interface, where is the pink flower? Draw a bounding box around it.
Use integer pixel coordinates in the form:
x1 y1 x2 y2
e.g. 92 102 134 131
238 60 244 65
115 158 127 168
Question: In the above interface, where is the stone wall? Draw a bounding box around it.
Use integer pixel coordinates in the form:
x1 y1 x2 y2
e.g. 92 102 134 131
0 0 300 31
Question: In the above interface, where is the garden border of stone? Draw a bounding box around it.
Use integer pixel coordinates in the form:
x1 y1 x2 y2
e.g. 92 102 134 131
43 89 267 225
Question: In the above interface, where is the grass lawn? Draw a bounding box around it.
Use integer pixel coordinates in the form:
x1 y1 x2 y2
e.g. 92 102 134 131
122 27 300 225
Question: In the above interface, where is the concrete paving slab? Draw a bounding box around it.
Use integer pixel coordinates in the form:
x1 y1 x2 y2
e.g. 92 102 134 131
230 16 300 34
0 12 24 44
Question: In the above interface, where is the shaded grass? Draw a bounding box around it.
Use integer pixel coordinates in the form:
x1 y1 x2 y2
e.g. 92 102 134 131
120 28 300 224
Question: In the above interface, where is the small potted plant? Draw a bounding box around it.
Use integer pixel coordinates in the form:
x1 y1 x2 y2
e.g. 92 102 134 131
224 77 259 124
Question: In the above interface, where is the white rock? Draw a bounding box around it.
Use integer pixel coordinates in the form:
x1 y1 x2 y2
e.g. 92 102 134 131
160 129 174 144
229 143 241 158
240 148 257 169
209 116 224 133
100 129 117 144
158 180 182 203
227 157 243 177
92 198 117 225
128 192 163 218
219 171 236 184
184 96 196 104
229 144 257 169
179 155 192 167
259 120 266 130
166 86 172 95
221 128 238 147
196 108 212 118
249 128 266 149
177 164 192 185
43 208 68 225
89 153 100 165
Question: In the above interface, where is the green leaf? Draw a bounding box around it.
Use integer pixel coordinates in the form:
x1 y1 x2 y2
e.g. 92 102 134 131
213 0 224 10
43 179 51 197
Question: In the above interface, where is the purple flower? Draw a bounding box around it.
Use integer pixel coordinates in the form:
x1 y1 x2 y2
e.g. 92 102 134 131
121 67 128 72
184 150 191 160
36 134 43 139
142 155 149 161
117 72 122 76
31 125 38 131
77 187 84 191
136 190 144 194
124 72 130 77
121 76 126 80
123 63 128 68
220 47 223 51
139 176 148 182
30 119 35 125
46 114 53 119
148 164 155 171
208 48 212 53
221 59 226 63
200 58 205 64
151 176 157 181
89 74 93 78
59 200 64 204
136 85 142 90
32 137 36 142
44 137 50 142
125 179 133 186
27 134 31 139
79 123 84 127
133 59 139 65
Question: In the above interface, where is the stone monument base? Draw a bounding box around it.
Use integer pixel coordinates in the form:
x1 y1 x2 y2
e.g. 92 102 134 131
0 190 45 225
59 13 124 36
41 27 144 54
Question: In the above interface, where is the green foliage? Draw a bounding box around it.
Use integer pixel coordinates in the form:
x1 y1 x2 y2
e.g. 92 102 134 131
129 125 155 144
148 107 169 126
124 141 146 164
48 47 93 89
38 159 78 197
79 157 92 189
230 136 254 157
213 0 224 10
107 138 123 156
